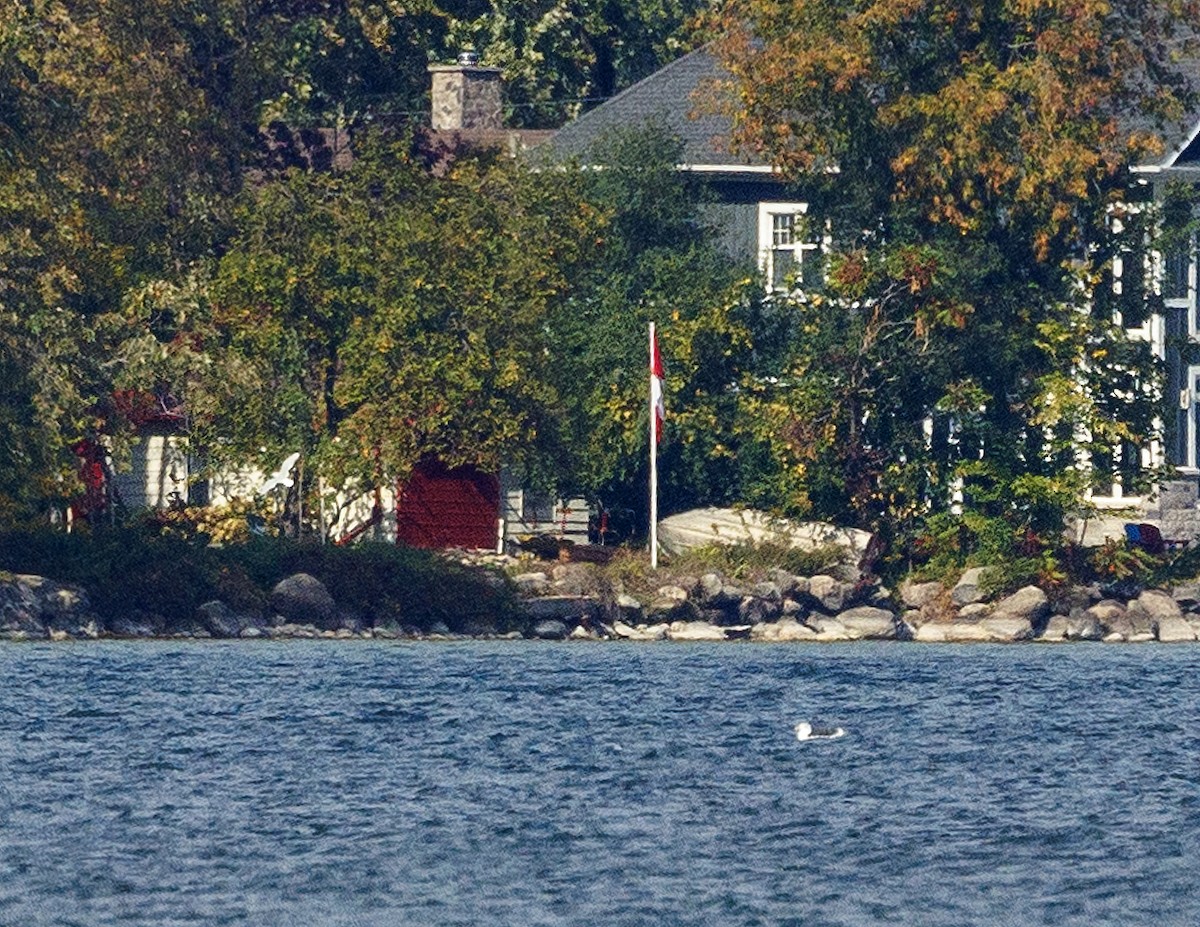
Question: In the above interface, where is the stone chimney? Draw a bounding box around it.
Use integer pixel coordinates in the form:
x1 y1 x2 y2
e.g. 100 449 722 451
428 51 503 131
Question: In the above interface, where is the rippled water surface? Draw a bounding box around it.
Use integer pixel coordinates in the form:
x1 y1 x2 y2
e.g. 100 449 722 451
2 641 1200 926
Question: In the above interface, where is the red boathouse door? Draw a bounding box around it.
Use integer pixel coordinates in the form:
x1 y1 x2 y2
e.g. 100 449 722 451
395 460 500 549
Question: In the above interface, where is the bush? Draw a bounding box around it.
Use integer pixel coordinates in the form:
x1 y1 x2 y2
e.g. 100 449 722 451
0 527 520 632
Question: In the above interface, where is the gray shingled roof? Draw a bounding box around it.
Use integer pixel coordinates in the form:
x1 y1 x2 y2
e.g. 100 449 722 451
543 46 766 169
544 43 1200 172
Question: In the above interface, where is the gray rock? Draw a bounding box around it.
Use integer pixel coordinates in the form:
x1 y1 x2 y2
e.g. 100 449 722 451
2 574 100 638
811 617 857 641
1086 601 1125 632
835 606 899 640
951 567 988 606
513 572 550 595
1172 583 1200 611
738 595 780 625
525 595 600 623
656 584 690 604
197 600 244 639
1065 610 1104 641
270 573 337 629
780 598 809 619
614 593 643 623
751 618 819 642
1123 601 1160 637
978 616 1034 642
531 619 570 640
990 586 1049 627
767 569 801 599
750 581 781 602
667 620 726 641
900 580 945 610
914 621 993 642
611 621 667 641
239 626 266 639
106 615 156 638
957 602 992 621
644 594 693 623
696 573 724 606
1156 615 1197 642
1129 590 1183 632
1040 614 1070 642
807 574 849 614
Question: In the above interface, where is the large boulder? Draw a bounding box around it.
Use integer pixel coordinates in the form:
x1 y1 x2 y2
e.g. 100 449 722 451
900 580 945 610
1066 610 1106 642
525 595 600 623
512 572 550 596
667 621 727 641
990 586 1050 628
951 567 988 607
610 621 667 641
270 573 337 629
835 606 900 640
530 619 570 640
978 615 1035 642
2 574 99 638
738 595 781 625
810 617 857 641
1157 615 1197 643
806 575 851 614
1127 590 1183 636
751 618 819 642
914 621 994 643
197 600 245 639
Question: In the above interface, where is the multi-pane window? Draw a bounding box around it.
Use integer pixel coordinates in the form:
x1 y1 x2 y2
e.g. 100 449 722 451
759 203 823 292
1164 245 1191 302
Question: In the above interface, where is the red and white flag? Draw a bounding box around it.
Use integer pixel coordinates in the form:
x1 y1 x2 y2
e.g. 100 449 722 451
650 324 665 444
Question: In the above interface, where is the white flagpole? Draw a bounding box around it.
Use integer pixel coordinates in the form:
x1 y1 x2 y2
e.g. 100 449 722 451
649 321 659 569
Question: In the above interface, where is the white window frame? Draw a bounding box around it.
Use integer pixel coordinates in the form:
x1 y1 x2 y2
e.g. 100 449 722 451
757 202 824 294
1185 365 1200 473
1159 231 1199 339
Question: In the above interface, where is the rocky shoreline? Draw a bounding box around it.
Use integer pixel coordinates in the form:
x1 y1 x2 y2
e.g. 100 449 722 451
5 558 1200 644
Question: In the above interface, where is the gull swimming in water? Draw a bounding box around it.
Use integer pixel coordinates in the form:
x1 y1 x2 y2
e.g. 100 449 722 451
795 721 845 741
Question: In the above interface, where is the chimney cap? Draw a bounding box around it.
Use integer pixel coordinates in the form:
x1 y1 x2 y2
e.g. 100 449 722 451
457 49 480 66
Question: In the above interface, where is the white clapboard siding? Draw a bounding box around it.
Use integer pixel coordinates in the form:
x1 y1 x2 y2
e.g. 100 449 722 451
110 435 190 509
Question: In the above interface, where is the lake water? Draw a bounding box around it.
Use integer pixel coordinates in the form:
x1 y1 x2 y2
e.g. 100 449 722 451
1 641 1199 926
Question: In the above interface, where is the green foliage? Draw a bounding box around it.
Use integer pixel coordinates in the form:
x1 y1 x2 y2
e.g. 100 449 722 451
709 0 1198 572
447 0 713 128
190 135 599 492
667 539 845 582
1088 538 1161 583
547 126 788 523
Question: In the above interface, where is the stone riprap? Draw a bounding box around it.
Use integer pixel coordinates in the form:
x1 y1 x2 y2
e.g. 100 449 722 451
7 562 1200 643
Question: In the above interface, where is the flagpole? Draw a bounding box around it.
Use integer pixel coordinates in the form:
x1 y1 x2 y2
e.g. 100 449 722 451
649 321 659 570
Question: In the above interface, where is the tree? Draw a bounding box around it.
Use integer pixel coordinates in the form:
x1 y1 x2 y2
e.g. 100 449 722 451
192 135 597 509
711 0 1200 570
546 127 792 526
0 0 256 522
446 0 714 127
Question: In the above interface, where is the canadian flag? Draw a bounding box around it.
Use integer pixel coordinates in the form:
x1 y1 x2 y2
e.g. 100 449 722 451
650 324 665 444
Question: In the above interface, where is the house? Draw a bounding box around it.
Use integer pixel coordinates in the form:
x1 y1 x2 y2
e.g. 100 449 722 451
545 46 823 291
544 43 1200 539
